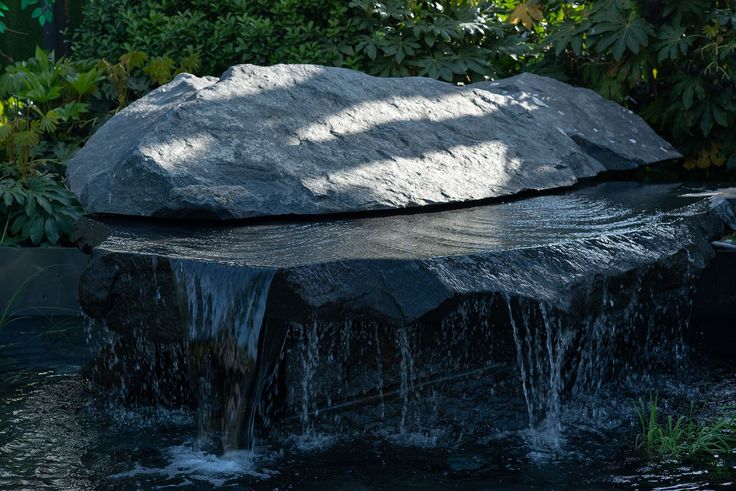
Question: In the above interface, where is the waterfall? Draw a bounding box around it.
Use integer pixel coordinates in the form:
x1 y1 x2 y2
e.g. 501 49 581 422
396 326 416 435
172 259 274 452
503 267 695 447
299 321 319 435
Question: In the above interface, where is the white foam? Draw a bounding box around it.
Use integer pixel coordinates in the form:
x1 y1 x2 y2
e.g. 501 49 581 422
108 444 278 486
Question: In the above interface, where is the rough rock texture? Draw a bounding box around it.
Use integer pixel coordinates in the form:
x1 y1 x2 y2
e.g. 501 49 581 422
80 184 735 334
482 74 676 171
68 65 681 220
78 183 735 448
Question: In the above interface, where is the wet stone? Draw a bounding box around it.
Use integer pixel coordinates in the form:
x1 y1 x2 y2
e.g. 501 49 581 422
78 183 736 449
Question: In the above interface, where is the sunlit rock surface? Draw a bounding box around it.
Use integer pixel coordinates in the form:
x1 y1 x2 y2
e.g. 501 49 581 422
67 65 680 220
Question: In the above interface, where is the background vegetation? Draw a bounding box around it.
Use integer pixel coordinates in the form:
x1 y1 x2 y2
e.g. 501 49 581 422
1 0 735 247
0 47 191 245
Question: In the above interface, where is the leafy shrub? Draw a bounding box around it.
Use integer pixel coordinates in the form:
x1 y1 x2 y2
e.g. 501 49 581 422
343 0 527 82
0 48 193 246
0 163 82 246
541 0 736 171
97 50 200 107
0 50 90 245
0 48 104 176
72 0 527 83
71 0 354 76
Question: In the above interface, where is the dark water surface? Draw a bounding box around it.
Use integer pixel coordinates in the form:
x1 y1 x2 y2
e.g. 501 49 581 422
1 317 734 490
98 182 706 267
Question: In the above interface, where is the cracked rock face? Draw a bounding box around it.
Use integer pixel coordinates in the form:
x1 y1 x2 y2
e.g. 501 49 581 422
67 65 680 220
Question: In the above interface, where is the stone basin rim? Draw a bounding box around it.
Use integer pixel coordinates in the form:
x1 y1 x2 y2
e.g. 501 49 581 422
82 183 733 270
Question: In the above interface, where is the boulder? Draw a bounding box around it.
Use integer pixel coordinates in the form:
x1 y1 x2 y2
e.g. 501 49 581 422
78 183 735 448
79 183 735 335
68 65 681 220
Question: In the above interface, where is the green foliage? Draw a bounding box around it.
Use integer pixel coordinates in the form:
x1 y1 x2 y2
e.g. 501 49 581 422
98 50 196 107
0 163 82 246
636 394 736 460
345 0 526 82
72 0 529 83
0 47 194 247
21 0 54 27
0 48 103 177
541 0 736 173
0 0 55 33
0 2 8 34
72 0 347 75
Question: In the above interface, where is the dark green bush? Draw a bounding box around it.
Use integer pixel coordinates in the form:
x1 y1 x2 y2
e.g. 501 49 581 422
0 48 194 246
0 49 97 245
72 0 526 83
72 0 357 76
540 0 736 172
344 0 527 82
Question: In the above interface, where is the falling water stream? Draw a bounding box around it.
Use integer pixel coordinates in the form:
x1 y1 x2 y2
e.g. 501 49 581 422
172 260 274 451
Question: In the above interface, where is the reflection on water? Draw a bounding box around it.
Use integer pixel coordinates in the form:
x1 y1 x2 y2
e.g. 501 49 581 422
100 182 703 267
1 317 734 489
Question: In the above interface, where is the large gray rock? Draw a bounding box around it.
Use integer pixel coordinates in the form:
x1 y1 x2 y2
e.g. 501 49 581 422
68 65 681 220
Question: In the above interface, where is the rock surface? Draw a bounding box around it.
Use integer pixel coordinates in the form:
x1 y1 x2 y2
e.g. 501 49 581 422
78 182 735 448
79 183 735 335
68 65 681 220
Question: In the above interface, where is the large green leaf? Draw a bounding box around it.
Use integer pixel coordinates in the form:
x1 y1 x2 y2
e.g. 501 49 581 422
655 24 691 62
549 20 584 57
44 216 59 244
28 216 44 245
592 8 653 60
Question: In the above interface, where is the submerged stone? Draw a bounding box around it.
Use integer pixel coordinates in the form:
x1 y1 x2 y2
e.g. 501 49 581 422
67 65 680 220
79 183 735 449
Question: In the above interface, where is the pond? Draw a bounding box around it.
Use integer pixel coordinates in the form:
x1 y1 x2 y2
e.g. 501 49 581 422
1 316 734 489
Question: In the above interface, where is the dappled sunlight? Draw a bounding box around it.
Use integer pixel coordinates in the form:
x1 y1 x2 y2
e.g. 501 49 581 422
105 64 613 218
292 88 512 144
141 132 220 174
298 140 520 207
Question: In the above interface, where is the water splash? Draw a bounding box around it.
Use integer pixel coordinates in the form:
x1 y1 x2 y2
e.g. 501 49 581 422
108 443 277 485
374 323 386 419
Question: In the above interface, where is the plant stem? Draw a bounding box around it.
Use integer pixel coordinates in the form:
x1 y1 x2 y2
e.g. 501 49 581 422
0 213 9 245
